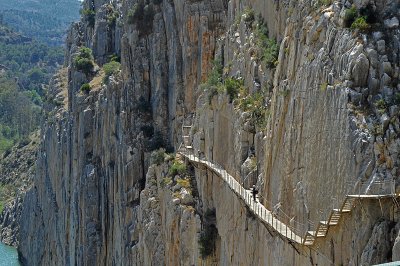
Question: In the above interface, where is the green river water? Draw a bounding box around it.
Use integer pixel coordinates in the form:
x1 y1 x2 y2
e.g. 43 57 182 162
0 242 20 266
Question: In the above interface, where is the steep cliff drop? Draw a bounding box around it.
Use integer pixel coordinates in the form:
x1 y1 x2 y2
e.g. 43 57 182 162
18 0 400 265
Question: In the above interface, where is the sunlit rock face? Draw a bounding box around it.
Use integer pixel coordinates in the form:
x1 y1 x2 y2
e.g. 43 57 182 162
18 0 400 265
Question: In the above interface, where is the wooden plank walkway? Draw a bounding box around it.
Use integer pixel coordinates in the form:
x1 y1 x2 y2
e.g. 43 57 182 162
179 124 397 246
179 151 304 244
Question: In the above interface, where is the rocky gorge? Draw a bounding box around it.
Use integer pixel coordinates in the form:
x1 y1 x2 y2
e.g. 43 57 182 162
14 0 400 265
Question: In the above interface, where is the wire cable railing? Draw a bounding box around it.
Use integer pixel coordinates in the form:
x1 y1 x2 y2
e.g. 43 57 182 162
178 125 397 246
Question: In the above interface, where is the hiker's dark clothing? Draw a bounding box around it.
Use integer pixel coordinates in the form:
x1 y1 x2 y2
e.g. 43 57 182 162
252 187 258 201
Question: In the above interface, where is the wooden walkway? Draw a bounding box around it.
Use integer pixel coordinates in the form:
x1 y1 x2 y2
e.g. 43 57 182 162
179 124 397 246
179 151 304 244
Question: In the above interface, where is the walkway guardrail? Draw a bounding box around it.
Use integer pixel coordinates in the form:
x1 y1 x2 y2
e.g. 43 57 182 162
179 125 397 246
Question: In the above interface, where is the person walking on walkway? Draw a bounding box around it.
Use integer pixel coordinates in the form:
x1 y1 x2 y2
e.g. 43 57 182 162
252 185 258 201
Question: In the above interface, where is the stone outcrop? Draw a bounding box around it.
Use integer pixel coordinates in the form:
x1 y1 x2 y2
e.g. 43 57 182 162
18 0 400 265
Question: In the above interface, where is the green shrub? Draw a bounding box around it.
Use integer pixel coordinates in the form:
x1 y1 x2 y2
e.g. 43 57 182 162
169 160 187 176
107 11 119 27
351 16 370 32
243 7 255 24
262 38 279 68
255 20 279 69
316 0 332 7
200 59 224 104
75 58 94 74
81 9 96 27
238 91 269 129
344 6 358 28
150 148 166 165
108 54 120 63
74 47 94 75
160 177 172 188
103 61 121 82
80 83 91 93
375 99 387 110
225 78 243 102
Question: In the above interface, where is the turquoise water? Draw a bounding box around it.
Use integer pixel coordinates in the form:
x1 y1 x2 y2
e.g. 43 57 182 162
0 242 20 266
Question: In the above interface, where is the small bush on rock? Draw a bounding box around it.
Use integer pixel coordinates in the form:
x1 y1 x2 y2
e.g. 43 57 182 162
103 61 121 82
74 47 94 75
351 16 370 32
80 83 91 93
150 148 165 165
81 9 96 27
344 6 358 27
169 160 186 176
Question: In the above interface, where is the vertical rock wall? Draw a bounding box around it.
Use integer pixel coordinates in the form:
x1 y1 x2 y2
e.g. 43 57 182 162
18 0 400 265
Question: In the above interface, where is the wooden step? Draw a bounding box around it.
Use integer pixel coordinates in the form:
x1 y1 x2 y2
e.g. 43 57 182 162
303 241 314 246
333 208 350 213
186 146 193 149
182 126 192 128
307 231 316 237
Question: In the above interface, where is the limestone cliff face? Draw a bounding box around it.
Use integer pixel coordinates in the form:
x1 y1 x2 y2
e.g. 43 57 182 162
0 135 37 247
18 0 400 265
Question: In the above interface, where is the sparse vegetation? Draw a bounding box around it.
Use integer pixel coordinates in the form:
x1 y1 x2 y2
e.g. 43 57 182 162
344 6 358 28
315 0 332 7
160 177 172 188
351 16 370 32
242 7 255 24
320 82 328 91
254 17 279 69
169 159 187 176
344 6 373 32
74 47 94 75
103 61 121 82
81 8 96 27
237 89 269 129
150 148 166 165
225 78 244 102
80 83 91 93
375 99 387 110
200 59 224 103
176 178 191 188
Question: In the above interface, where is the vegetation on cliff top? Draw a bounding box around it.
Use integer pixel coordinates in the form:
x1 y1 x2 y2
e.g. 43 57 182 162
0 25 65 154
0 0 80 46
